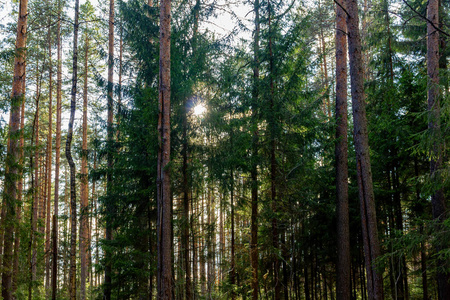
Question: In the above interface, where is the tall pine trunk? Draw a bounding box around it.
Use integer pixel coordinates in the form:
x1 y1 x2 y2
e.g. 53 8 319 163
335 0 350 298
267 2 280 299
12 87 25 295
104 0 114 297
44 22 53 294
157 0 172 298
2 0 28 297
51 3 62 297
427 0 450 298
345 0 384 298
31 61 43 295
251 1 260 299
80 32 89 300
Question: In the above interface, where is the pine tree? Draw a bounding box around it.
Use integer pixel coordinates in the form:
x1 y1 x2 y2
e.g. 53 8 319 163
157 0 173 298
2 0 28 297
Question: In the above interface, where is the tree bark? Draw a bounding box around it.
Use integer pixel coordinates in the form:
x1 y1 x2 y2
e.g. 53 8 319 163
51 3 63 298
67 0 80 297
45 21 53 294
267 2 280 299
79 32 89 300
2 0 28 297
157 0 173 298
335 0 351 299
230 166 236 300
32 61 43 294
427 1 450 298
345 0 384 298
104 0 114 297
12 86 25 296
251 1 260 299
182 97 192 300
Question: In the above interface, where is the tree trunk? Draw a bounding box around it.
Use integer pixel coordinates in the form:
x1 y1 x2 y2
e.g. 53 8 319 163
2 0 28 296
267 2 280 299
200 192 206 295
251 1 260 299
12 86 25 295
157 0 172 298
182 96 192 300
427 1 450 298
230 167 236 300
51 3 62 298
335 0 351 299
67 0 80 297
32 61 43 293
80 32 89 300
104 0 114 297
345 0 384 298
45 22 53 294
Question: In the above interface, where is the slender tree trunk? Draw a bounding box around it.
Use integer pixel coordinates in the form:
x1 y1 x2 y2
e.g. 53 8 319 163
12 87 25 295
182 97 192 300
200 192 206 295
28 64 42 300
67 0 80 297
335 0 351 299
32 62 42 291
251 1 260 299
2 0 28 297
92 149 98 288
51 3 62 298
79 32 89 300
319 0 331 118
207 185 215 297
157 0 172 298
427 1 450 298
104 0 114 297
62 166 69 296
345 0 383 298
267 2 280 299
117 22 123 137
45 22 53 294
230 166 236 300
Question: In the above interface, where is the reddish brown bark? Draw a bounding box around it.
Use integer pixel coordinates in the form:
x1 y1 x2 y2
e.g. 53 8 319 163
157 0 173 298
2 0 28 297
335 0 350 298
345 0 384 298
44 23 53 293
427 1 450 298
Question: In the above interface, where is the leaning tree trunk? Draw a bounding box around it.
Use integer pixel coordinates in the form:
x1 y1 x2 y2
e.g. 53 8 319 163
157 0 172 299
335 0 351 299
345 0 384 298
67 0 80 298
1 0 28 297
427 1 450 298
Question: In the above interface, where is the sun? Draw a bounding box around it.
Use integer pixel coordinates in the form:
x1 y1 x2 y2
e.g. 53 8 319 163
193 103 206 116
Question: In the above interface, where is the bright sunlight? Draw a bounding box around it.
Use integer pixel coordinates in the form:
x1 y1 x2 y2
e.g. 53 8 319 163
193 104 206 116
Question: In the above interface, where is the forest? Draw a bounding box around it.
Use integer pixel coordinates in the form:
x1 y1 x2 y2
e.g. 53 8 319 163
0 0 449 299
